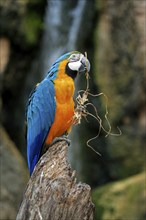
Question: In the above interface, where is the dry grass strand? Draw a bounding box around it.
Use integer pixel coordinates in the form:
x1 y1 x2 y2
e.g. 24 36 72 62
73 52 122 155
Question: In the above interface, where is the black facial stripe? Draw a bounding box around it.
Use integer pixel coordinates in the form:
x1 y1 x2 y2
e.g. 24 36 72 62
65 63 78 80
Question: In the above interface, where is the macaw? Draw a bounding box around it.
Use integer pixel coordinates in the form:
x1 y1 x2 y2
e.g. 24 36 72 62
26 51 90 175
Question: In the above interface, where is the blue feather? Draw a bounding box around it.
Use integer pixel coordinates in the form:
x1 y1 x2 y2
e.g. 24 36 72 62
26 77 56 175
46 52 75 78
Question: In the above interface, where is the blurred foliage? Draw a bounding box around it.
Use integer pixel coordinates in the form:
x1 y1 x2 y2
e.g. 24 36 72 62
76 0 145 187
0 0 47 154
22 11 43 45
0 0 46 46
92 172 146 220
0 127 29 220
21 0 46 46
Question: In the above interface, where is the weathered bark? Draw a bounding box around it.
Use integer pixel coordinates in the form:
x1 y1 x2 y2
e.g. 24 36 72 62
16 141 94 220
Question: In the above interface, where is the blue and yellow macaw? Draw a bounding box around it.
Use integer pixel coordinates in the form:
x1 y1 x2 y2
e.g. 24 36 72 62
26 51 90 175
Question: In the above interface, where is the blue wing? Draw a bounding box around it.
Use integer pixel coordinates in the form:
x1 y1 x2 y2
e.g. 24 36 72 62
26 78 56 175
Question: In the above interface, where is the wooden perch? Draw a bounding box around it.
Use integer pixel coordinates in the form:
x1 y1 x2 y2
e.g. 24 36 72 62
16 141 94 220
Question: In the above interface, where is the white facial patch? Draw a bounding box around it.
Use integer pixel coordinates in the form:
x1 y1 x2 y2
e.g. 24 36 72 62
68 54 84 71
68 60 82 71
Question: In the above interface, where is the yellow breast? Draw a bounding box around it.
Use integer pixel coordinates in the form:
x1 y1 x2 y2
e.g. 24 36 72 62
45 60 75 145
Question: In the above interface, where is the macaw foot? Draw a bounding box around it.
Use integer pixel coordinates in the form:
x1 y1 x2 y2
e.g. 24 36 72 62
50 135 71 147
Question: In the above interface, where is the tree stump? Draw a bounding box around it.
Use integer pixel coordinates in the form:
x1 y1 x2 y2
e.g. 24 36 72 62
16 141 94 220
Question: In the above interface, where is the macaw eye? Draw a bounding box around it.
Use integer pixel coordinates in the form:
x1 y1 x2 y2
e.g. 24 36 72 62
69 54 80 62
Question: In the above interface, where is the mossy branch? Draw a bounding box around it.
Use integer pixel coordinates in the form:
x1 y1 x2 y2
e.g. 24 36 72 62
16 141 94 220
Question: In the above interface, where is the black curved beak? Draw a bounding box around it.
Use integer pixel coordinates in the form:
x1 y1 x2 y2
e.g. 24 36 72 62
79 56 90 73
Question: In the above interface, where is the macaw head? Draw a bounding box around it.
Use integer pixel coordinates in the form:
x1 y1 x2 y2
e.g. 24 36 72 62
48 51 90 80
66 51 90 79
